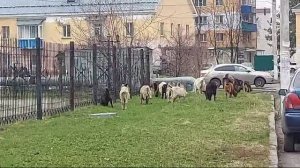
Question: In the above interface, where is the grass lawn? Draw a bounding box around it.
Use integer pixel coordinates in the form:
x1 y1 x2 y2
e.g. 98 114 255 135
0 91 272 167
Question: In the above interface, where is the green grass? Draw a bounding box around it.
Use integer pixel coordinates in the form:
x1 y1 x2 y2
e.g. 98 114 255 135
0 91 272 167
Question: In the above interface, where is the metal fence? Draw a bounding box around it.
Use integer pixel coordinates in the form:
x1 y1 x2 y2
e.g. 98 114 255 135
0 38 151 125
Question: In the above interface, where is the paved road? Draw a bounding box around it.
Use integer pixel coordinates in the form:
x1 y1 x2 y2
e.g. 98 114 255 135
276 118 300 167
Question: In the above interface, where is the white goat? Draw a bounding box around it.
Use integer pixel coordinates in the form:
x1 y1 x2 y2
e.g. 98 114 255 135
168 86 187 103
140 85 153 104
119 84 130 110
158 82 167 95
193 77 206 94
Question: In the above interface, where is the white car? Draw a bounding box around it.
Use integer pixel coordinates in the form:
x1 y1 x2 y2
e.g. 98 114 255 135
203 64 274 87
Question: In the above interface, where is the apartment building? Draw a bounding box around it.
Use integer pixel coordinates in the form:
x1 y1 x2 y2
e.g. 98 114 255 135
193 0 257 63
256 8 272 55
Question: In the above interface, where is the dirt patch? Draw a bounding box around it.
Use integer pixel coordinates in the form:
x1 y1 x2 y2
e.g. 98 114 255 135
232 145 267 159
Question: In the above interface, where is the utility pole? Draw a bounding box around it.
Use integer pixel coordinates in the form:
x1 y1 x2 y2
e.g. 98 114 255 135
280 0 290 111
272 0 278 80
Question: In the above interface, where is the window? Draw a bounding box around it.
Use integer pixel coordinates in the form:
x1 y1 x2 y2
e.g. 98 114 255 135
2 26 9 38
94 24 103 36
215 65 235 71
216 33 224 41
293 71 300 88
215 15 224 24
63 25 71 38
194 0 206 6
18 25 39 38
243 32 251 42
38 25 43 38
186 25 189 36
160 22 164 36
200 16 208 24
177 24 181 31
199 33 207 42
216 0 223 5
234 66 248 72
171 23 174 35
126 22 134 36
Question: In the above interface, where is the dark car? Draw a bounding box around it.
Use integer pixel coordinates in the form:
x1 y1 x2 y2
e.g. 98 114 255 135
279 69 300 152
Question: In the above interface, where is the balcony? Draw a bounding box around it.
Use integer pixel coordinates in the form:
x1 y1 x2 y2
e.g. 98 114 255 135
241 5 255 14
242 22 257 32
18 39 44 49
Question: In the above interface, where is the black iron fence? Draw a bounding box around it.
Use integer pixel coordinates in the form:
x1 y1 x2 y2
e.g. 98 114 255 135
0 38 151 125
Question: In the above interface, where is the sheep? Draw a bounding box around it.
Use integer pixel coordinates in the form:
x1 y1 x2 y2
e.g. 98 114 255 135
99 88 113 107
119 84 130 110
168 85 187 103
140 85 153 104
205 81 218 101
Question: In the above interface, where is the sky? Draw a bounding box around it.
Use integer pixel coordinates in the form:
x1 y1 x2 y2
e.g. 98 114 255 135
256 0 280 9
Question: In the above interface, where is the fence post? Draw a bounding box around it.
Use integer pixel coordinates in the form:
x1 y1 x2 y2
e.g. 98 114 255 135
36 37 42 120
70 41 75 111
92 44 98 105
140 49 145 86
58 52 64 96
107 38 112 93
145 48 151 85
127 47 132 97
112 45 117 101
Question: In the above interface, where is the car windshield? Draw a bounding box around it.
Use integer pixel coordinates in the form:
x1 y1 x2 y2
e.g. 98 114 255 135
293 72 300 88
201 64 212 70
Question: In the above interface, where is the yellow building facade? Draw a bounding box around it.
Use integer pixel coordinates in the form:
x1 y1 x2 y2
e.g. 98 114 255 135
0 0 197 49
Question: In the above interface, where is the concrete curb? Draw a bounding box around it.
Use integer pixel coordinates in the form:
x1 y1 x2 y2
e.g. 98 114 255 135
269 95 278 168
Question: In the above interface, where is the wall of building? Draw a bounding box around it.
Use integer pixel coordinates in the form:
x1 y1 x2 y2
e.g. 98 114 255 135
256 8 272 55
0 18 17 39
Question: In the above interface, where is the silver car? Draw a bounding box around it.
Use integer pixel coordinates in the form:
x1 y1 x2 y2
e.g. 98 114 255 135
203 64 274 87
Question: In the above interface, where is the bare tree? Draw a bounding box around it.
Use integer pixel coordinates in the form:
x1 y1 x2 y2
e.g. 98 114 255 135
222 0 242 63
161 25 207 77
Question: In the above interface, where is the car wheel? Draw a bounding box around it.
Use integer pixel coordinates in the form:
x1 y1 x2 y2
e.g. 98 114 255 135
210 78 221 88
254 77 265 87
284 134 295 152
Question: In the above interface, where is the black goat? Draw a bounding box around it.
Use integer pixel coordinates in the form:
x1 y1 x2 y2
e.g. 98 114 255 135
153 82 159 97
161 83 168 99
205 81 218 101
99 88 113 108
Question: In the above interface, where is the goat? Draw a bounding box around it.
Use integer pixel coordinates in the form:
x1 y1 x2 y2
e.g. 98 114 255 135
152 82 159 97
193 77 205 94
140 85 152 104
119 84 130 110
99 88 113 107
161 83 168 99
168 85 187 103
243 81 252 92
205 80 218 101
224 82 237 98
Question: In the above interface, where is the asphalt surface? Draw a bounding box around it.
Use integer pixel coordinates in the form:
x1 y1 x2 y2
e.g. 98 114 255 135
271 82 300 168
277 118 300 167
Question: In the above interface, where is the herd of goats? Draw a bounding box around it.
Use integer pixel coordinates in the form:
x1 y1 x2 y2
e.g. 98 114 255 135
97 74 253 110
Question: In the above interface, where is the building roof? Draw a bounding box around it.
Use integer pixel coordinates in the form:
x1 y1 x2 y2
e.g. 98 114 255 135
0 0 160 17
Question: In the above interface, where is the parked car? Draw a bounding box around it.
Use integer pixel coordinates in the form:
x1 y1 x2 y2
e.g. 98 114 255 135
241 62 254 69
203 64 274 87
279 69 300 152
